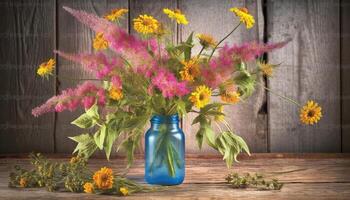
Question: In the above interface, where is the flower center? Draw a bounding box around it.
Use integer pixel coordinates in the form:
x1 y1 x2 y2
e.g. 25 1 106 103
307 110 315 117
239 7 249 13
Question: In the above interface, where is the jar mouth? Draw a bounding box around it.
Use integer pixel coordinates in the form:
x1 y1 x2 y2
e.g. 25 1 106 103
151 114 179 124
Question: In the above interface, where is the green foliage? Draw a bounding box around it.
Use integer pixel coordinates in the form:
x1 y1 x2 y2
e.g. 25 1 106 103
234 71 256 99
215 131 250 168
226 172 283 190
9 153 160 195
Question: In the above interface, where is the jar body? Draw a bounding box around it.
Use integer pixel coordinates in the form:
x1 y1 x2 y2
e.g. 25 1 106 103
145 114 185 185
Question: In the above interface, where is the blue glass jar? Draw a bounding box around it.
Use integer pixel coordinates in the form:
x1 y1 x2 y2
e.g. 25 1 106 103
145 114 185 185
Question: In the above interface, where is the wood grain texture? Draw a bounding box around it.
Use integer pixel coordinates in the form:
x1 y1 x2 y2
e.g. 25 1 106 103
55 0 128 154
1 156 350 199
180 0 267 154
341 0 350 152
267 0 341 152
0 0 56 153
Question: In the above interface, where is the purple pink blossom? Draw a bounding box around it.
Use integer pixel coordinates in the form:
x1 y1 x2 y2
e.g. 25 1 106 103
32 82 106 117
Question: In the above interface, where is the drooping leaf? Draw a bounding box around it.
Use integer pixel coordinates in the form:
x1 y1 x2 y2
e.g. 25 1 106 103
69 133 97 158
71 113 95 129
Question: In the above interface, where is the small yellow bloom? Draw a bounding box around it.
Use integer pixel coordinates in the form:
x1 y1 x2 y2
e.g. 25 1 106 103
215 105 224 122
230 7 255 29
104 8 128 22
221 91 240 104
83 182 94 193
196 33 216 48
19 178 27 188
69 156 80 164
119 187 129 196
189 85 212 109
300 100 322 125
93 167 114 190
258 61 274 77
133 15 159 34
154 23 167 37
163 8 188 25
109 86 123 100
179 59 200 81
37 58 55 77
93 32 108 50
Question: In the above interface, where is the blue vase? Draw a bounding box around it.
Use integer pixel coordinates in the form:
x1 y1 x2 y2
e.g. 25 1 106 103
145 114 185 185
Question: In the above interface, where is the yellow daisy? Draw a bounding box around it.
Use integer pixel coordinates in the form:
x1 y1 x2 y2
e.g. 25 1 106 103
37 58 55 77
133 15 159 34
104 8 128 22
230 7 255 29
189 85 212 109
163 8 188 25
258 61 274 77
220 91 240 104
196 33 216 48
300 100 322 125
179 59 200 81
93 167 114 190
83 182 94 193
119 187 129 196
93 32 108 50
109 86 123 100
19 178 27 188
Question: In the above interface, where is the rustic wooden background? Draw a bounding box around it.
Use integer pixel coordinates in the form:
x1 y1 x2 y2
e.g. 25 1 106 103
0 0 349 155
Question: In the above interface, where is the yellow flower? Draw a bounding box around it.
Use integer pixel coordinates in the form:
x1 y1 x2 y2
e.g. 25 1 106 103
258 61 274 77
19 178 27 188
230 7 255 29
179 59 200 81
189 85 212 109
37 58 55 77
196 33 216 48
93 32 108 50
300 100 322 125
221 91 240 104
215 105 224 122
93 167 114 190
83 182 94 193
69 156 80 164
133 15 159 34
163 8 188 25
104 8 128 22
119 187 129 196
109 87 123 100
154 23 167 37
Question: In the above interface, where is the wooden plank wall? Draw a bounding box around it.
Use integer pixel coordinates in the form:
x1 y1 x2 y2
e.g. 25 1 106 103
0 0 347 155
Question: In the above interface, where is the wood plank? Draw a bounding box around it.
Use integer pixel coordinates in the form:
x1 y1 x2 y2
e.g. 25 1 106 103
267 0 341 152
180 0 267 154
0 0 56 153
55 0 128 154
1 157 350 199
341 0 350 152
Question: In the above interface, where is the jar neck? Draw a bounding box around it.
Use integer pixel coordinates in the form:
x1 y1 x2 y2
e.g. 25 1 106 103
150 114 180 130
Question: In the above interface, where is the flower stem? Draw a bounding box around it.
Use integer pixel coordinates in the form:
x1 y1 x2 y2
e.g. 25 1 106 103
257 82 301 107
197 46 205 58
208 22 241 61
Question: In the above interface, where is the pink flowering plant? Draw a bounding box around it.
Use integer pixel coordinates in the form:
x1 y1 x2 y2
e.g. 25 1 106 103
33 7 295 173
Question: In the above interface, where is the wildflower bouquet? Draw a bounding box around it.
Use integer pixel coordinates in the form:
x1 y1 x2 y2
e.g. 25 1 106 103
33 6 322 178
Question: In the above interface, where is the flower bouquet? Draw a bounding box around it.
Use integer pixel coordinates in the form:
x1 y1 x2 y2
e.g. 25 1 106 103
33 6 322 186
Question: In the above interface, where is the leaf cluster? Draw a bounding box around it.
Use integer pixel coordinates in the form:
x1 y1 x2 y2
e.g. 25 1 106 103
226 172 283 190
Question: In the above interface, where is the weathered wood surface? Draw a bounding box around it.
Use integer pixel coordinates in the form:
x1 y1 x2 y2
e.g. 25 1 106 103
267 0 341 152
342 0 350 152
0 155 350 199
0 0 56 153
180 0 268 154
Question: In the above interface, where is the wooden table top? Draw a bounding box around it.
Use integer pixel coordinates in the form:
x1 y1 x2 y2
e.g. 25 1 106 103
0 154 350 200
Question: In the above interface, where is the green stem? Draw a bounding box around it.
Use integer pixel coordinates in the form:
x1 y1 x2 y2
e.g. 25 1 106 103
197 46 205 58
208 22 241 61
257 82 301 107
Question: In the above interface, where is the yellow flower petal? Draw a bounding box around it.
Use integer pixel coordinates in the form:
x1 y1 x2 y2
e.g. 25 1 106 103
133 15 159 34
163 8 188 25
93 167 114 190
300 100 322 125
196 33 216 48
189 85 212 109
83 182 94 193
104 8 128 22
93 32 108 50
109 87 123 101
179 58 200 81
120 187 129 196
37 58 55 77
230 7 255 29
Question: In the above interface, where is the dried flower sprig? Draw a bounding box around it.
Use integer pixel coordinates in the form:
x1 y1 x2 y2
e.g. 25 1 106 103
9 153 161 196
226 172 283 190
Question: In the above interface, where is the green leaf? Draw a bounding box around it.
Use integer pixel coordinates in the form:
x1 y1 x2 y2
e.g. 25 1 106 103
86 104 99 119
196 128 204 149
203 124 216 149
184 32 193 61
69 133 97 158
71 113 95 129
103 127 118 160
94 125 107 150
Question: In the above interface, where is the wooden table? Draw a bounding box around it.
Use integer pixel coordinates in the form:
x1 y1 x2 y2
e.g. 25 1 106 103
0 154 350 199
